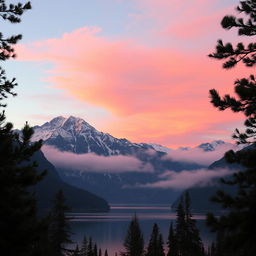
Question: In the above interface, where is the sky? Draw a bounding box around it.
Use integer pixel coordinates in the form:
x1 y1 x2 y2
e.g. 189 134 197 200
3 0 251 148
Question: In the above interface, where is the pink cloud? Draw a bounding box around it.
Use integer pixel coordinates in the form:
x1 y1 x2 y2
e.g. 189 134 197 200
42 145 154 173
163 9 229 39
137 168 235 190
16 27 249 137
15 0 248 147
132 0 236 42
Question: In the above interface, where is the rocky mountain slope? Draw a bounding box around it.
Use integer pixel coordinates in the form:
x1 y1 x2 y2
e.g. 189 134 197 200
32 150 109 213
32 116 154 155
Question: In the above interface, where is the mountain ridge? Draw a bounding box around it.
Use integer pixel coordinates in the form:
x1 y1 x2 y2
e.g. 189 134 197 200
32 115 236 155
31 150 110 213
29 116 239 204
32 116 155 156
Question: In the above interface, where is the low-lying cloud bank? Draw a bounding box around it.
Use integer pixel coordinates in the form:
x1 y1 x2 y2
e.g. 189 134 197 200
42 145 154 173
165 143 243 166
136 168 235 190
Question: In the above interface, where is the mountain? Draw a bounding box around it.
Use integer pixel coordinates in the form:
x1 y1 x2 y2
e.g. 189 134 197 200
147 143 171 153
31 116 204 204
172 147 248 212
179 140 234 152
32 150 109 214
32 116 154 155
32 116 245 205
197 140 226 152
32 117 232 155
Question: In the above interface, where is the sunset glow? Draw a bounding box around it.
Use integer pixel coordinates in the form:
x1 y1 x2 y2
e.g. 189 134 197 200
6 0 248 147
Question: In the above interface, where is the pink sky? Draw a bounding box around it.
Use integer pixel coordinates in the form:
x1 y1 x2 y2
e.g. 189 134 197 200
12 0 250 148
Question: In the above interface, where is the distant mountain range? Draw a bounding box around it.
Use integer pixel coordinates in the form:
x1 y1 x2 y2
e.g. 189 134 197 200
29 116 241 205
172 149 247 212
178 140 235 152
32 115 233 154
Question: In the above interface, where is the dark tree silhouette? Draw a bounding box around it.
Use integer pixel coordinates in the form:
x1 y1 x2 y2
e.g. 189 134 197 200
94 244 98 256
121 214 144 256
167 222 178 256
0 2 49 256
169 193 204 256
81 236 88 256
157 234 165 256
175 199 187 255
49 190 72 256
73 244 80 256
207 1 256 255
0 1 31 107
146 223 165 256
87 237 94 256
184 192 204 256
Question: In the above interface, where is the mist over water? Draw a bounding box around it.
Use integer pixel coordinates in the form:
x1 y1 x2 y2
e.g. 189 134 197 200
69 204 214 255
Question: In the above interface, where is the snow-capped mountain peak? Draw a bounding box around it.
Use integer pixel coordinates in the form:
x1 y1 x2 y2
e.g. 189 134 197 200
32 116 154 155
197 140 226 152
147 143 171 153
32 116 237 157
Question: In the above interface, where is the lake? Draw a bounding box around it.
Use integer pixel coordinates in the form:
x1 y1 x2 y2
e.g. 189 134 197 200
69 204 215 256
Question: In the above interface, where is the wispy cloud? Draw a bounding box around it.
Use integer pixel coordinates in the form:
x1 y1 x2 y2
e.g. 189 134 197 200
42 145 154 173
164 143 243 166
136 168 234 190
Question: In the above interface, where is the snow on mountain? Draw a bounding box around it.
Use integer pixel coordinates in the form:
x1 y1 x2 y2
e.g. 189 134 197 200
177 140 240 152
32 116 154 155
32 116 241 157
197 140 226 152
147 143 171 153
30 116 238 204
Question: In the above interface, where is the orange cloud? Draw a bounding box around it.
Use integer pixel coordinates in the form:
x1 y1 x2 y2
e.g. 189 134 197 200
16 0 249 147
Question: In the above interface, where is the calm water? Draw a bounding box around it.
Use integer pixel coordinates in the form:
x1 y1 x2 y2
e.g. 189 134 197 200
69 204 214 256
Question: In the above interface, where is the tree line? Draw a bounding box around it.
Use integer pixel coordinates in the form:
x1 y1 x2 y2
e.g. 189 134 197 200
67 192 205 256
121 192 205 256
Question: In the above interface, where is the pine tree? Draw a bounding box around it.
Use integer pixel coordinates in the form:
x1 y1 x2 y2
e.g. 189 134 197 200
80 236 88 256
0 3 49 256
158 234 165 256
146 223 165 256
73 244 80 256
184 192 204 256
171 193 204 256
167 222 178 256
104 249 108 256
98 248 102 256
0 1 31 107
93 244 98 256
206 1 256 255
33 214 53 256
175 200 187 256
0 121 45 256
49 190 72 256
121 214 144 256
87 237 94 256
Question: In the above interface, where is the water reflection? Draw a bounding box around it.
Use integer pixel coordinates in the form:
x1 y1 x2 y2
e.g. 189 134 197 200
69 204 213 256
